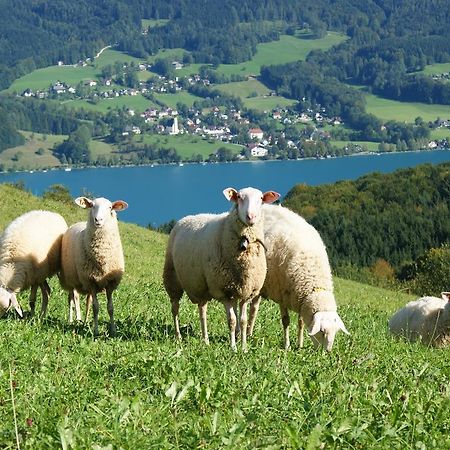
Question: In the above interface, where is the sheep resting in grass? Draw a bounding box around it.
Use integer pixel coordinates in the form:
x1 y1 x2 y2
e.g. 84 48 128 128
389 292 450 347
247 204 349 351
163 187 280 351
0 210 68 318
59 197 128 336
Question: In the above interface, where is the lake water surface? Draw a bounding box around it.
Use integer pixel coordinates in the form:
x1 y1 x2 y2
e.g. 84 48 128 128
1 150 450 226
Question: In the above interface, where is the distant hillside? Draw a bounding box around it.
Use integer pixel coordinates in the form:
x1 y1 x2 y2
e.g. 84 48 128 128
284 162 450 271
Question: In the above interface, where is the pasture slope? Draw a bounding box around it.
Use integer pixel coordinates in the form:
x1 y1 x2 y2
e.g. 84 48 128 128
0 184 448 448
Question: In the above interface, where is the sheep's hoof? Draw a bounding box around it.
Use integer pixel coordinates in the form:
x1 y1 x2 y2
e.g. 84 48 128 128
109 322 117 337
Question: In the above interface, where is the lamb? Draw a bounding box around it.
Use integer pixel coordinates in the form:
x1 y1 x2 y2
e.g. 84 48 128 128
247 204 349 351
0 210 68 318
163 186 280 351
388 292 450 347
59 196 128 336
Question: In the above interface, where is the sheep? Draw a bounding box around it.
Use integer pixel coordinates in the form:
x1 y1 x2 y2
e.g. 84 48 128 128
388 292 450 347
163 186 280 351
247 204 349 351
0 210 68 318
59 197 128 336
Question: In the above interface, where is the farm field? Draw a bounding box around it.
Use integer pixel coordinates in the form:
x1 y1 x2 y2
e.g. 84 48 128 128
153 91 201 109
364 92 450 123
420 62 450 75
215 32 347 78
0 131 64 171
0 184 448 448
430 127 450 140
139 134 241 159
61 95 158 114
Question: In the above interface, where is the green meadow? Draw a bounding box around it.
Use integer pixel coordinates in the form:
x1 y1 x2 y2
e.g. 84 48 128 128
364 92 450 123
61 95 158 114
139 134 241 159
420 62 450 76
215 32 347 78
0 184 448 448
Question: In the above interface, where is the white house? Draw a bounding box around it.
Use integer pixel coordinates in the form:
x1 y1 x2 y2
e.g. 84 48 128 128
248 127 264 141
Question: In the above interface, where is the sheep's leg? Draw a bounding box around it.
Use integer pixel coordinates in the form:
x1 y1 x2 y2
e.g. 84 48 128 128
280 305 290 349
247 296 261 337
106 288 116 337
239 300 249 353
224 301 238 352
74 290 81 321
85 294 93 326
29 285 38 316
92 293 100 336
39 281 51 317
198 302 209 344
68 292 74 323
171 299 182 340
297 315 305 348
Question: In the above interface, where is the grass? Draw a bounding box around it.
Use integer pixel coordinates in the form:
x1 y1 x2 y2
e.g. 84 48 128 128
0 131 64 170
364 91 450 123
61 96 158 114
153 91 201 109
138 134 241 159
0 184 449 448
420 62 450 76
215 32 346 78
430 128 450 140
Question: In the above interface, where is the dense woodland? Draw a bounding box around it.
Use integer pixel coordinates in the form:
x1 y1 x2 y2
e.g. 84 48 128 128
284 162 450 291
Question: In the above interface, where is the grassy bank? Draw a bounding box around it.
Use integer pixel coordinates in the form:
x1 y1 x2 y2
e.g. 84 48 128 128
0 184 448 448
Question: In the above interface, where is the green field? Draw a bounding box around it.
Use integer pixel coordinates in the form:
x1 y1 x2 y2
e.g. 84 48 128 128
364 92 450 123
215 79 271 98
0 131 64 170
420 62 450 75
141 19 169 31
430 127 450 140
242 95 296 111
331 140 381 152
61 95 158 114
153 92 201 109
0 184 449 448
215 32 346 78
139 134 242 159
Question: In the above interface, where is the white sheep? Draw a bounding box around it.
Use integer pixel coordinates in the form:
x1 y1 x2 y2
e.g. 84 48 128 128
247 204 349 351
0 210 68 318
59 197 128 336
163 187 280 351
388 292 450 347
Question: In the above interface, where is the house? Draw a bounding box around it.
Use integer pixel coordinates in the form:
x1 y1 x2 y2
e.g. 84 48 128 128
248 127 264 141
172 61 183 70
85 80 97 87
272 111 282 120
52 82 66 94
250 145 268 157
22 89 33 97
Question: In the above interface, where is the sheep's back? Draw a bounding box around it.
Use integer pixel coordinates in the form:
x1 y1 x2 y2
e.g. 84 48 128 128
0 210 68 290
389 296 446 343
262 204 333 309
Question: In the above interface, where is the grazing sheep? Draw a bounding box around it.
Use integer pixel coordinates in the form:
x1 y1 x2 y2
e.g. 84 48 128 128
163 187 280 351
247 204 349 351
0 289 23 318
389 292 450 347
0 210 68 318
59 197 128 336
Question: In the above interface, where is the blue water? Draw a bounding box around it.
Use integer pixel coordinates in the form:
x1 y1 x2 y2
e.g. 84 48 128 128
1 150 450 226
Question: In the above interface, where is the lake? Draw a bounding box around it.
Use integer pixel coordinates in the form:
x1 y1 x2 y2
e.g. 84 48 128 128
1 150 450 226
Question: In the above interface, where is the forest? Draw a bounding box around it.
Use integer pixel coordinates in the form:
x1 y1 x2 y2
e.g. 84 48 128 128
283 162 450 292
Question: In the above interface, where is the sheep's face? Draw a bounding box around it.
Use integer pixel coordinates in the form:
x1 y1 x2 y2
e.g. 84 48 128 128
75 197 128 228
308 311 349 351
0 288 22 318
223 187 280 226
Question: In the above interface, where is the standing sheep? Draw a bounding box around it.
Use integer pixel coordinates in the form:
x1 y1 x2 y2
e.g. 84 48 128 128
0 210 68 318
247 204 349 351
59 197 128 336
388 292 450 347
163 187 280 351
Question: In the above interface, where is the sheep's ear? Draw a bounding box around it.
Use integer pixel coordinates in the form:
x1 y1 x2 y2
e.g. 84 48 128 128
223 188 238 203
10 293 23 318
308 315 322 336
441 292 450 302
75 197 94 209
112 200 128 211
338 317 350 335
262 191 280 204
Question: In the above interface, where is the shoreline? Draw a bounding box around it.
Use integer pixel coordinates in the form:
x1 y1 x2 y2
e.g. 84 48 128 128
1 147 449 176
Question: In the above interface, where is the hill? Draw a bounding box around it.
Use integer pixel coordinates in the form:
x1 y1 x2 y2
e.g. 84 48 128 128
0 184 449 448
284 162 450 284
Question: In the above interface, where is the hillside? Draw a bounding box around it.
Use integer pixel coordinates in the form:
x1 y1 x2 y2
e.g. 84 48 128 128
0 184 449 448
284 162 450 291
